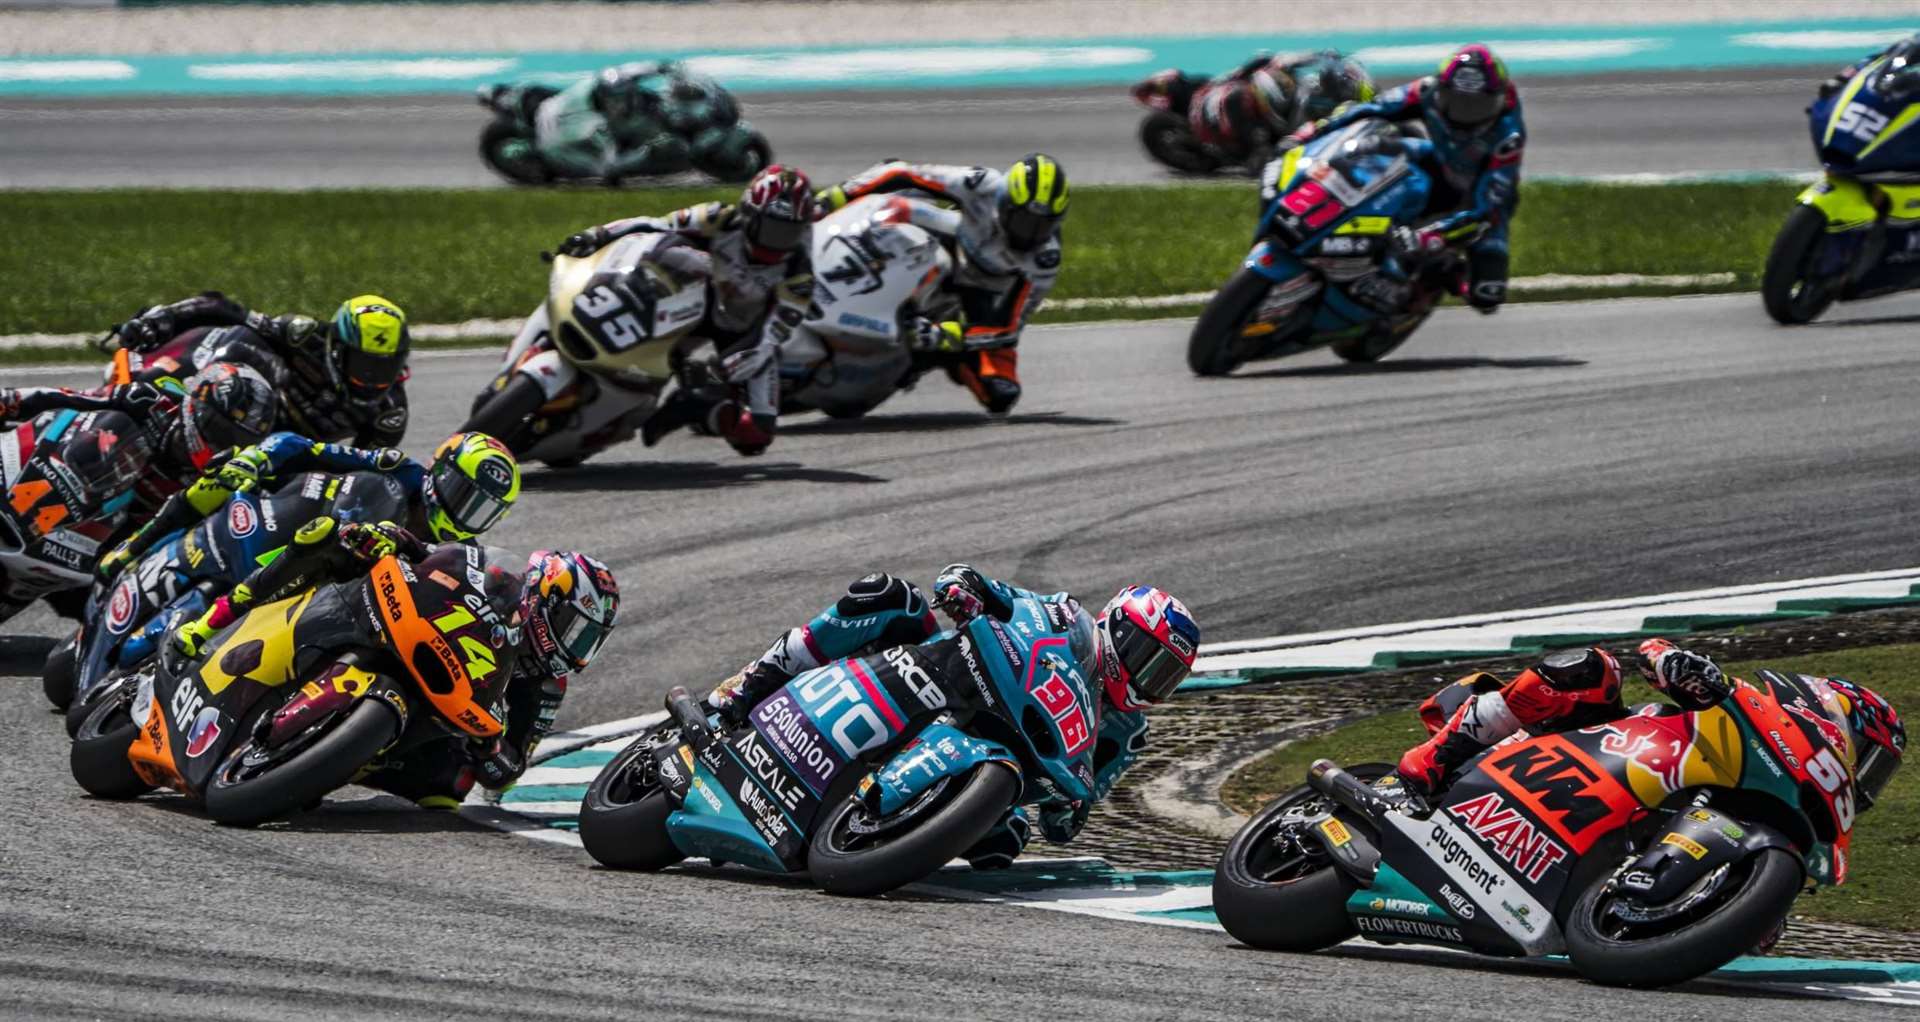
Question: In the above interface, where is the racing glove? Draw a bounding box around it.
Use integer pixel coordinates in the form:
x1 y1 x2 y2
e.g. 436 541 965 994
213 444 273 493
557 226 611 258
1038 799 1089 844
468 736 526 791
108 311 174 353
931 563 996 626
718 342 773 385
814 185 849 212
339 521 426 563
173 593 240 658
1636 638 1729 711
94 541 136 583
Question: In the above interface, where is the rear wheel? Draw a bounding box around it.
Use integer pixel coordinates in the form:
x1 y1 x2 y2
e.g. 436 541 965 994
701 134 773 184
1762 205 1839 324
1139 111 1220 174
1188 267 1276 376
479 118 551 185
578 729 687 871
1212 763 1394 952
1565 847 1803 987
42 629 79 709
69 680 152 800
809 763 1017 897
203 698 401 826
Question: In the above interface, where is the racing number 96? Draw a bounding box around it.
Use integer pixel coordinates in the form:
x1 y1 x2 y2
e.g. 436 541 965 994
1032 674 1092 756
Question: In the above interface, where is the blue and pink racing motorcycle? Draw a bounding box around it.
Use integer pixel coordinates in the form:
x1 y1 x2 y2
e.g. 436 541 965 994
578 593 1101 896
1763 45 1920 324
1188 117 1469 375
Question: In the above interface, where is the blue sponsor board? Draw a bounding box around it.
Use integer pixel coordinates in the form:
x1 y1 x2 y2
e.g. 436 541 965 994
2 19 1915 98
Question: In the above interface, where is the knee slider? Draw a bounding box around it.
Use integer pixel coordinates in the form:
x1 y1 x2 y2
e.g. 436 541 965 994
838 573 907 615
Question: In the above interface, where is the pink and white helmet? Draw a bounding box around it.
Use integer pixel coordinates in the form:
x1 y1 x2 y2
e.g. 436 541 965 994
1095 585 1201 712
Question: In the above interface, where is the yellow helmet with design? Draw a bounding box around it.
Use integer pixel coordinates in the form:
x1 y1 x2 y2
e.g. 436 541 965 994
423 432 520 542
1000 153 1068 252
329 294 411 403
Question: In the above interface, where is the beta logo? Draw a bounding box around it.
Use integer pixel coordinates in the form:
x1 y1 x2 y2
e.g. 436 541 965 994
105 576 139 635
228 499 258 538
184 706 222 758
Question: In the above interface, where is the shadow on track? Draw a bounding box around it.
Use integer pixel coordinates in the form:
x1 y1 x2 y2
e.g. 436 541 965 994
1805 313 1920 329
523 459 887 491
782 410 1122 436
1223 942 1840 1003
0 635 59 678
1236 355 1588 379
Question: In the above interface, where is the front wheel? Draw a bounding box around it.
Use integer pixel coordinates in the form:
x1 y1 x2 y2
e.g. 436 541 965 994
1188 266 1276 376
479 118 551 185
809 762 1017 897
42 628 79 709
1762 204 1839 325
701 134 773 184
1139 110 1220 174
70 679 153 799
1212 763 1392 951
203 697 401 825
578 730 687 871
1565 847 1803 987
459 373 546 454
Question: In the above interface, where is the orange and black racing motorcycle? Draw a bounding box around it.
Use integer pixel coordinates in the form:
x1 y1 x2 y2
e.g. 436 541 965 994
70 545 517 825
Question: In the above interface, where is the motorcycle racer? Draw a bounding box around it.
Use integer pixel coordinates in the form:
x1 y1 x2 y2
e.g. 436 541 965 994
170 521 618 809
814 153 1071 414
1 362 278 513
700 565 1200 866
553 165 818 456
1816 32 1920 103
1283 44 1524 314
1397 639 1906 813
106 292 413 446
1187 50 1375 168
519 61 738 181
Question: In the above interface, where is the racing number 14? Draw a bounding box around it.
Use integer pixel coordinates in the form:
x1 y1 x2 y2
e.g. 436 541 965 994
430 606 499 682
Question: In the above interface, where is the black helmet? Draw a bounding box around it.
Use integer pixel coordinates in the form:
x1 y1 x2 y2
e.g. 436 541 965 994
1433 44 1511 135
179 362 276 470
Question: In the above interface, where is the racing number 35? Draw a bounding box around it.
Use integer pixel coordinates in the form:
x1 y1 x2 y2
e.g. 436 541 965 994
573 285 647 352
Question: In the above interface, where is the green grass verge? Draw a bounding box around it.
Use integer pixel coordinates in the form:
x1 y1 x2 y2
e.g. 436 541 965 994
0 181 1792 335
1220 643 1920 933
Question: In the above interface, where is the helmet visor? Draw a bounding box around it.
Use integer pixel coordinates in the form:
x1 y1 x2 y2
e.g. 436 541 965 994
1438 88 1502 130
1002 206 1057 251
341 347 404 401
1108 614 1191 703
1856 741 1899 810
427 459 512 538
556 607 613 670
747 214 807 254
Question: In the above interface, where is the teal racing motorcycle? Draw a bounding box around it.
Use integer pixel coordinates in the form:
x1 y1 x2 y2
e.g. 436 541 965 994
1188 118 1468 375
578 593 1101 896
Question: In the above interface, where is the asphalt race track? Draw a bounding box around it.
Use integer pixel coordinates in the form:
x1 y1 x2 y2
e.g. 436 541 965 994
0 67 1823 189
4 292 1918 1019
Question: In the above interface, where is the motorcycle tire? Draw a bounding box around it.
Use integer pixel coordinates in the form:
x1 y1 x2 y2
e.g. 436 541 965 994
203 697 402 826
70 681 153 800
1332 313 1424 364
1188 266 1274 376
1212 763 1393 952
479 117 552 186
1139 111 1221 174
1564 847 1802 988
578 732 686 871
809 762 1017 897
41 629 79 710
1762 204 1838 325
459 373 546 454
66 666 124 738
700 133 773 184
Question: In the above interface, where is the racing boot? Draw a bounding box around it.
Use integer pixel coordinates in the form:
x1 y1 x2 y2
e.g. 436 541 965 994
961 806 1031 869
360 743 476 811
700 662 787 729
641 388 709 447
949 348 1021 415
708 399 772 456
1397 697 1497 796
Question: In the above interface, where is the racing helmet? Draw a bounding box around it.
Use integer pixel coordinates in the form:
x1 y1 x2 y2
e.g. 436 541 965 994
1433 44 1512 136
595 66 660 121
1875 37 1920 100
327 295 411 404
1094 585 1200 712
422 432 521 542
520 550 619 677
178 362 276 470
739 164 816 262
1248 64 1300 131
1303 52 1376 121
999 153 1069 252
1817 676 1906 811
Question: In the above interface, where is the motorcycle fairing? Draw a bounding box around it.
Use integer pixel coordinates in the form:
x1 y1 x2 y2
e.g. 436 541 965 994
865 722 1020 816
665 742 794 874
964 599 1100 808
